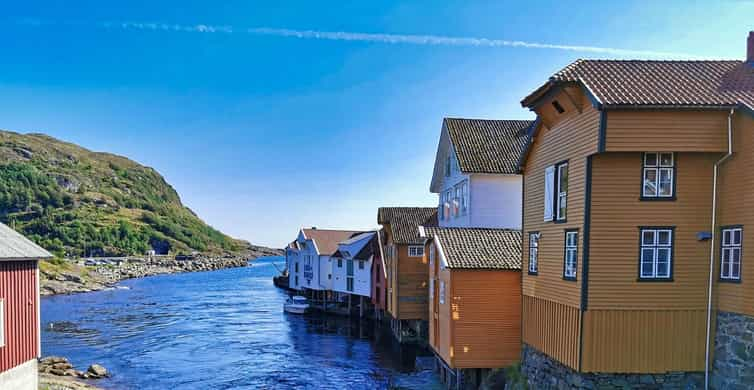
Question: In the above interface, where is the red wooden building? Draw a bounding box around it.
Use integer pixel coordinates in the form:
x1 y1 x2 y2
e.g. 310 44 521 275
0 223 52 389
371 229 388 319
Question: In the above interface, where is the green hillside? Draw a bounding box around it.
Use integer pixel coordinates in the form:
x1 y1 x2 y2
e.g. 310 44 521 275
0 130 244 257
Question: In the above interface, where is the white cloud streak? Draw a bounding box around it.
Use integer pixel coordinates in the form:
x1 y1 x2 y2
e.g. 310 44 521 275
27 20 698 58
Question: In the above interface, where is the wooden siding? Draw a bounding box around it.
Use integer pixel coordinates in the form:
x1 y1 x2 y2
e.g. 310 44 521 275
588 152 717 309
581 309 707 373
522 98 600 307
0 261 39 372
451 270 521 369
716 112 754 315
395 244 429 320
430 260 453 367
605 110 728 152
522 295 581 370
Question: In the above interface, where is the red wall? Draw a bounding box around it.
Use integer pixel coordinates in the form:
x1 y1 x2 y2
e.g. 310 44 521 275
371 252 387 310
0 261 38 372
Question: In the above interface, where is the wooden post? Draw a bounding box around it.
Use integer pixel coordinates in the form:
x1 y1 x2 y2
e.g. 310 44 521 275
348 294 352 315
359 295 364 318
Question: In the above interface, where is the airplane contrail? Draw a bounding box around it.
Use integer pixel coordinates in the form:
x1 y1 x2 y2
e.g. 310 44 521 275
21 20 699 58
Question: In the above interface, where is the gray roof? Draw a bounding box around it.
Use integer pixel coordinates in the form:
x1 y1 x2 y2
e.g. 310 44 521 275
377 207 438 245
424 227 521 270
444 118 533 174
0 223 53 260
339 232 375 246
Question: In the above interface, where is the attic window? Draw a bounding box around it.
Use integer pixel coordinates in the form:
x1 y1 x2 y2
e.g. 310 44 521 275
552 100 566 114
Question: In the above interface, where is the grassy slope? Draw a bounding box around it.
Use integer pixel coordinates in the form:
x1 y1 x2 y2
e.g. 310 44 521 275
0 130 246 257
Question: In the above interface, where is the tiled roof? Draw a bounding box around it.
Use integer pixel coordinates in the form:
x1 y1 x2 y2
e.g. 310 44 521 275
0 223 52 260
424 227 521 270
444 118 534 174
302 228 362 255
522 60 754 110
377 207 438 245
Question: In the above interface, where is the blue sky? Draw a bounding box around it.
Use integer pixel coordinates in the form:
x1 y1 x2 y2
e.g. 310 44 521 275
1 1 752 247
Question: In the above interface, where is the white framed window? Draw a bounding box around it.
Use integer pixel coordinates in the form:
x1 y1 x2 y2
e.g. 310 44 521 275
721 227 742 281
439 281 445 304
556 162 568 221
445 155 452 176
408 245 424 257
642 152 674 198
429 278 434 299
529 232 539 274
359 260 364 270
544 166 555 221
454 185 461 217
444 190 452 221
563 230 578 280
460 181 468 215
639 228 673 280
429 244 435 265
0 299 4 347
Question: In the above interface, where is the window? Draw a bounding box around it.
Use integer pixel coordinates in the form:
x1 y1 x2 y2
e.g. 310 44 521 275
295 276 299 286
445 155 452 176
438 193 444 220
460 181 468 215
328 274 332 280
529 232 540 274
454 185 461 217
556 162 568 221
376 287 380 303
347 278 354 292
429 278 434 299
563 230 578 280
408 246 424 257
429 244 435 265
642 153 674 199
337 258 342 268
444 190 452 220
347 260 354 276
639 228 673 280
359 260 364 270
721 227 742 281
439 281 445 304
544 166 555 221
341 250 351 258
294 262 299 273
552 100 566 114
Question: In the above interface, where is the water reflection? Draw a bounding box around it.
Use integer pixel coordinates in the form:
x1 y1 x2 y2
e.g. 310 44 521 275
41 257 440 389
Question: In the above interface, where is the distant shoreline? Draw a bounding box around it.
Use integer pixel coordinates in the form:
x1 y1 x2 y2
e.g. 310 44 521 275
40 246 284 296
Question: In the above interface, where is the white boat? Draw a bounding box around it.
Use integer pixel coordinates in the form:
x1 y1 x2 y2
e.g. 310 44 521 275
284 296 310 314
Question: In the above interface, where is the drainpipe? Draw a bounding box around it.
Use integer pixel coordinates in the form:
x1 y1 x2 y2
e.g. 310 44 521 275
705 107 735 389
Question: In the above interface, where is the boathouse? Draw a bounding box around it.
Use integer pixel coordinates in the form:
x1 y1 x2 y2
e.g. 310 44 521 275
0 222 52 389
331 231 378 317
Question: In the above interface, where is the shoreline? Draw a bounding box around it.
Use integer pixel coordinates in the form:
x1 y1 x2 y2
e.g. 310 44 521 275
41 246 284 296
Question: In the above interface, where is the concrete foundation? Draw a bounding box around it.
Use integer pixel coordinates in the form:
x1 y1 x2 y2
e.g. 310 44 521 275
0 359 38 390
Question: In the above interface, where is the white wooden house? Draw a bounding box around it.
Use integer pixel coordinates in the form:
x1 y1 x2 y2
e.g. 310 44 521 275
331 231 376 298
286 228 360 293
429 118 534 229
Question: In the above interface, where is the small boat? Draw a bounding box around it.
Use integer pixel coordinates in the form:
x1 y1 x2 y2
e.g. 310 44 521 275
284 296 310 314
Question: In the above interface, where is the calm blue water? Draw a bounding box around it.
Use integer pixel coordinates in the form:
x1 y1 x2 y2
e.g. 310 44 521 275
41 257 440 389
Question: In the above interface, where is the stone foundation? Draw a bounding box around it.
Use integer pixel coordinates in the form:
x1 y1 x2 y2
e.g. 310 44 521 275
711 311 754 389
521 345 703 389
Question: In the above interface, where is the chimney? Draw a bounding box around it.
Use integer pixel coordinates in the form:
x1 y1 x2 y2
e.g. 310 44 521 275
748 31 754 62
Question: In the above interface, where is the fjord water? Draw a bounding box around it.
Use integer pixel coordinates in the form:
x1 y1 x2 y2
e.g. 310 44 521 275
41 257 440 389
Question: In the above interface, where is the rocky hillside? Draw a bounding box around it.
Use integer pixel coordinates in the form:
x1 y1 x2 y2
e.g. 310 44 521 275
0 130 253 257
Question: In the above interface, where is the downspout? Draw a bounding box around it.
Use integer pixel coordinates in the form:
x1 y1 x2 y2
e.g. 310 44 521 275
705 107 735 389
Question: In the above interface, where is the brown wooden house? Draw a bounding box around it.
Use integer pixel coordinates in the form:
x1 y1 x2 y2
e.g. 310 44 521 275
517 32 754 389
423 227 521 389
377 207 437 344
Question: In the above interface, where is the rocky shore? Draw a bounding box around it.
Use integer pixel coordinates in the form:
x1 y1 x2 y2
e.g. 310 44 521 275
41 246 284 296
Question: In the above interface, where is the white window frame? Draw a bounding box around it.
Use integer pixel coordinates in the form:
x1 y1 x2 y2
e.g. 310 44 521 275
408 245 424 257
429 278 434 299
639 228 673 280
429 244 435 265
642 152 674 198
529 233 539 274
439 281 445 304
544 166 555 221
460 181 468 215
721 227 742 281
556 162 568 221
0 299 4 347
564 230 578 279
